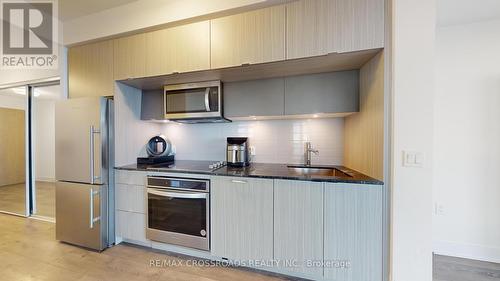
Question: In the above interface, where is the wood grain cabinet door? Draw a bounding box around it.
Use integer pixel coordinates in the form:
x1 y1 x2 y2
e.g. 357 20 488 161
210 176 274 263
286 0 384 59
334 0 385 53
211 5 285 69
113 33 146 80
68 40 114 98
286 0 334 59
324 183 383 281
273 180 324 278
145 21 210 76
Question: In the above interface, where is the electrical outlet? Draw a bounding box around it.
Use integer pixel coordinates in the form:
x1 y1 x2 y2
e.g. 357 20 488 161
249 146 256 156
434 203 445 215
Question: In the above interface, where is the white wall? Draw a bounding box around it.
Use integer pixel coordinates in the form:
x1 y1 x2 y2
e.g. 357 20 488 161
433 19 500 262
34 99 56 182
63 0 288 45
390 0 435 280
160 118 344 164
0 93 26 110
115 84 344 166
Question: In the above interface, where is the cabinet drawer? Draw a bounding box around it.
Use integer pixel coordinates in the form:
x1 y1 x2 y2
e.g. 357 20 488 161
115 170 146 185
115 183 146 214
116 210 150 247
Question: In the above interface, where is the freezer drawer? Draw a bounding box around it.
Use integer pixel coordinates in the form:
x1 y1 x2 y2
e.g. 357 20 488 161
56 181 106 250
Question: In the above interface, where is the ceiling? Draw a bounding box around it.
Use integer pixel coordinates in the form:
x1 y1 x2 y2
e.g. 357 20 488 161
59 0 139 21
438 0 500 27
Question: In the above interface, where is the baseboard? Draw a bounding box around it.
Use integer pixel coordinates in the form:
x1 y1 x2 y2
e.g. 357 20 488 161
35 177 56 183
433 240 500 263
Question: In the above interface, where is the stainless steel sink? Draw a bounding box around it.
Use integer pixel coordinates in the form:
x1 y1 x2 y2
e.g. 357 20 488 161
287 165 352 177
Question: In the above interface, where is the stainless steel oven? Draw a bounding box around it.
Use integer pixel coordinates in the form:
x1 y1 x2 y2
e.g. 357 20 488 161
146 176 209 251
164 80 229 123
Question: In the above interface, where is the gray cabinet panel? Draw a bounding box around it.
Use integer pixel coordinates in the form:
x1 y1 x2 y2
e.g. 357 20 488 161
141 89 164 121
284 71 359 115
324 183 383 281
211 176 274 262
274 180 324 277
224 78 284 118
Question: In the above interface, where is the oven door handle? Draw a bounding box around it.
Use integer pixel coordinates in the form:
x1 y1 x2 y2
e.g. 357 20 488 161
148 189 207 199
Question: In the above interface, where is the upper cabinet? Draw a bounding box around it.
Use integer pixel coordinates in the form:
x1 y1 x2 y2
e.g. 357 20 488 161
335 0 385 53
286 0 384 59
224 78 284 118
211 5 285 69
286 0 333 59
284 71 359 115
68 40 114 98
113 33 146 80
145 21 210 77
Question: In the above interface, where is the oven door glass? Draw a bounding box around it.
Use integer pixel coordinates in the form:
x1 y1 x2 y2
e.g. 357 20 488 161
165 87 219 114
148 189 207 237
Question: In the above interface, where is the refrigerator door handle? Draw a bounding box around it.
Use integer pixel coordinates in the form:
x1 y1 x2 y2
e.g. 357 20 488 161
89 126 101 184
89 188 101 229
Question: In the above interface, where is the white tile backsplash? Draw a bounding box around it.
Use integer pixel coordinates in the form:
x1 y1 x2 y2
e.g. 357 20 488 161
160 118 344 165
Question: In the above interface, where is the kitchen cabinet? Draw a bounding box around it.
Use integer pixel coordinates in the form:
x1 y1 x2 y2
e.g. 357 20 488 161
211 176 274 262
273 180 323 277
286 0 384 59
335 0 385 53
145 21 210 76
68 40 114 98
115 183 146 213
286 0 333 59
115 170 150 246
224 78 284 118
113 33 146 80
211 5 285 69
284 71 359 115
116 210 150 246
324 183 383 281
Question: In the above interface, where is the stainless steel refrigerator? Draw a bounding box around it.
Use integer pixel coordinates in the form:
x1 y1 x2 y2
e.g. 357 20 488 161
55 96 114 251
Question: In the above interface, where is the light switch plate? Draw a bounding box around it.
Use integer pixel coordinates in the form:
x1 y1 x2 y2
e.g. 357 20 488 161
403 151 424 167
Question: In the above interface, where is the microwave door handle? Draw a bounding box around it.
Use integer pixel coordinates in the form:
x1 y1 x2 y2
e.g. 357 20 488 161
148 189 207 199
204 88 211 112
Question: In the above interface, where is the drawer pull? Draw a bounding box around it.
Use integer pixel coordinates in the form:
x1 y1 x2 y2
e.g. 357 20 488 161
231 179 247 184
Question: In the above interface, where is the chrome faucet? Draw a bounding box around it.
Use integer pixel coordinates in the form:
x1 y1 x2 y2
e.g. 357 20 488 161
304 142 319 166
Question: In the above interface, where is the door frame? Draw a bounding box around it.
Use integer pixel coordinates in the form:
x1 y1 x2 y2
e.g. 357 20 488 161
28 78 61 220
0 77 60 219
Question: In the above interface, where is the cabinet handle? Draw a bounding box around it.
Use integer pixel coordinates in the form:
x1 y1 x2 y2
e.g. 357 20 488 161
231 179 247 184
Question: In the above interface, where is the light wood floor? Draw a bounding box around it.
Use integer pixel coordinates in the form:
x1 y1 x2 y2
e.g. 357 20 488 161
0 181 55 217
434 254 500 281
0 214 293 281
2 213 499 281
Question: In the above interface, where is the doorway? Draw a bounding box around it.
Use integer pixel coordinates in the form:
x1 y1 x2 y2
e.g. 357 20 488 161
0 78 60 220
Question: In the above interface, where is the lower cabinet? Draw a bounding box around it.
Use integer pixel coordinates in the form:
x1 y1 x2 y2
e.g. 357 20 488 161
210 176 274 262
273 180 324 277
324 183 383 281
115 171 150 246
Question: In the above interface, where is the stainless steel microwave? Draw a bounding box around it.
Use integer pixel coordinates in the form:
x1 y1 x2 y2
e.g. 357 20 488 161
164 80 229 123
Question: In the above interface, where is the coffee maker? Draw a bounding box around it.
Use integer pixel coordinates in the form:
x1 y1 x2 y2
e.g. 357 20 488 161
226 137 250 167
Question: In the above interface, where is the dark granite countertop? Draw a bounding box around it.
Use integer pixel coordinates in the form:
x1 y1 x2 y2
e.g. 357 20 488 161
115 160 383 185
